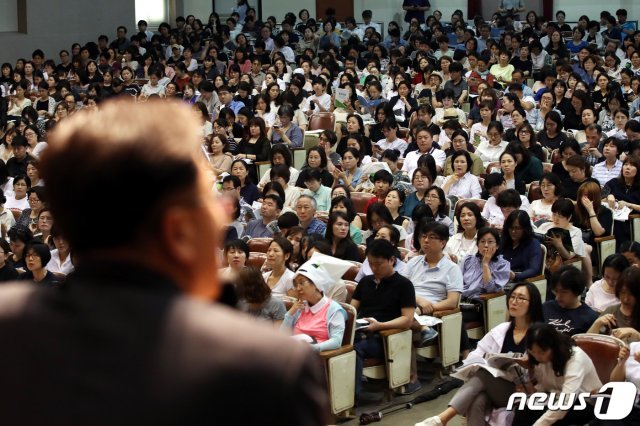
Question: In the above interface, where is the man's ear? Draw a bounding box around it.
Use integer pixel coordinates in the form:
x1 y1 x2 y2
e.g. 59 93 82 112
160 206 199 267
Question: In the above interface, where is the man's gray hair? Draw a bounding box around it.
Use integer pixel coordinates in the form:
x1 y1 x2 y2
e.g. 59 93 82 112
297 194 317 210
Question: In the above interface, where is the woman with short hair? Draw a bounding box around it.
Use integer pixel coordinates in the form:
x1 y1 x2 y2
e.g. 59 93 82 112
18 241 59 285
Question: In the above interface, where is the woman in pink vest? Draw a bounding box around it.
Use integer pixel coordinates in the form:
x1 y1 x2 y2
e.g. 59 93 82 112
281 253 349 352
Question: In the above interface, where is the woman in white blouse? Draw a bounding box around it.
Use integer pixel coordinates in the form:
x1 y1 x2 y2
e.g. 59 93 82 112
512 324 602 425
4 175 30 213
444 202 484 264
442 151 482 199
47 227 74 276
476 121 508 167
528 172 560 224
263 237 296 298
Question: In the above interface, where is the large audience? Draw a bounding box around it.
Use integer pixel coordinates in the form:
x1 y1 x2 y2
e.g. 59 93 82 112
1 3 640 425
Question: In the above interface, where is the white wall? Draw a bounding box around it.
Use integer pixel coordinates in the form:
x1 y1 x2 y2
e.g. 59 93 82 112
182 0 213 20
0 0 19 32
262 0 316 21
553 0 625 21
354 0 468 32
0 0 134 65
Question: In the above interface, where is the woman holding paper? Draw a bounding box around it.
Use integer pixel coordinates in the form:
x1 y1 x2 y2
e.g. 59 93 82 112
281 253 351 352
415 282 543 426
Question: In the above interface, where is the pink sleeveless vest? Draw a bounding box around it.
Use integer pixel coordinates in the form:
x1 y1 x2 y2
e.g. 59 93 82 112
293 299 331 343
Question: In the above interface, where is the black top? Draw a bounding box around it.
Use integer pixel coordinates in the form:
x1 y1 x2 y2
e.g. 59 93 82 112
563 108 582 130
537 130 567 151
501 322 526 353
572 205 613 245
543 300 599 336
551 161 570 182
604 178 640 209
18 270 60 286
509 57 533 75
240 183 261 205
0 264 18 282
562 177 600 201
6 153 35 177
353 272 416 323
334 241 361 263
0 261 329 425
237 137 270 162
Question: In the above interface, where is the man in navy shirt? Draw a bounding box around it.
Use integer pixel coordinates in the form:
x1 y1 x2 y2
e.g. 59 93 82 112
543 265 598 336
402 0 430 24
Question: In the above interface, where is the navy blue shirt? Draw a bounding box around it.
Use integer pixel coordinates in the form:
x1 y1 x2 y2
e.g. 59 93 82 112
543 300 598 336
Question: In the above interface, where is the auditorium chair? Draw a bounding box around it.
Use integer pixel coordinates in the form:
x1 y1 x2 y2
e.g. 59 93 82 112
358 213 368 231
527 181 542 203
362 326 414 393
246 252 267 269
256 161 271 182
247 238 272 253
342 262 361 282
572 333 626 383
526 244 548 301
415 301 463 369
351 192 376 214
594 229 616 278
464 292 508 341
320 303 358 417
344 280 357 304
308 112 335 131
631 214 640 245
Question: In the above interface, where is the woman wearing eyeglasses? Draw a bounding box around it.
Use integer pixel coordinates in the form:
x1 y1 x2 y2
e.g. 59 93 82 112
281 256 348 352
416 281 544 426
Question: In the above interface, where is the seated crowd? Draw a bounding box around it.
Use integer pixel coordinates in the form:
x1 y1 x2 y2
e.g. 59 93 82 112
2 4 640 425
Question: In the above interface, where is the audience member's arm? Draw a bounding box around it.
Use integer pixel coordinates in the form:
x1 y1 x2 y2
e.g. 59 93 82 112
433 291 460 312
365 307 414 331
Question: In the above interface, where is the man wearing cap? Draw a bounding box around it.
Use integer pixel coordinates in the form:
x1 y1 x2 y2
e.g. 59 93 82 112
195 80 220 116
217 85 244 116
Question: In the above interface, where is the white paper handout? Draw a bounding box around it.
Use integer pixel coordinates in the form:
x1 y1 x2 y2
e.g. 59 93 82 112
414 313 443 327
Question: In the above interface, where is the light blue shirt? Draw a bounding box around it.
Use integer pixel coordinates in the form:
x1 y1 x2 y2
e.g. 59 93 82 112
303 185 332 212
460 254 510 299
402 255 463 302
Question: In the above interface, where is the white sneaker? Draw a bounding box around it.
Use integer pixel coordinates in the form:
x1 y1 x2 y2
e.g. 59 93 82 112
415 416 443 426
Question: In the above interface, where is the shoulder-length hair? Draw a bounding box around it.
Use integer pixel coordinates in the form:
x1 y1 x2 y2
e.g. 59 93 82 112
330 195 356 222
426 185 448 218
247 116 267 139
474 227 501 261
501 210 534 249
575 181 602 226
236 266 272 304
619 155 640 191
526 323 575 376
455 201 484 233
325 211 357 258
507 281 544 324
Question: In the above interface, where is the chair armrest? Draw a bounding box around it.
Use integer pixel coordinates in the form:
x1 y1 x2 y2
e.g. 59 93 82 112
630 214 640 219
525 274 545 283
433 308 461 318
379 328 410 337
255 161 270 166
478 292 505 301
594 235 615 243
319 345 354 359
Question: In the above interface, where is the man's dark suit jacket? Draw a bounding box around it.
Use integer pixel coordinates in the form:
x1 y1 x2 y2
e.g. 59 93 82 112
0 261 329 425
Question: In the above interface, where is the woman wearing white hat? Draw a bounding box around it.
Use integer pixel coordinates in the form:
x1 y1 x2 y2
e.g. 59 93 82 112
281 253 352 352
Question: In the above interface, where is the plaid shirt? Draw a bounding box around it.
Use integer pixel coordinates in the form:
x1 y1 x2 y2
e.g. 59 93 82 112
305 218 327 236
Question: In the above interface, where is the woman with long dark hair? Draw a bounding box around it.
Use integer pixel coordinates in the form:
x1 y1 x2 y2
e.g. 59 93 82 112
512 324 601 426
416 282 544 426
325 211 360 262
501 210 542 282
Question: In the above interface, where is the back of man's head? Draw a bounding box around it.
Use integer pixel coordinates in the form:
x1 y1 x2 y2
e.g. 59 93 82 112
40 100 202 256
